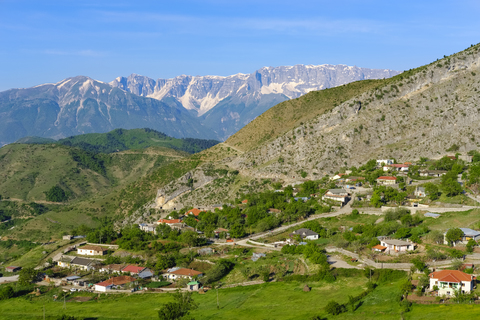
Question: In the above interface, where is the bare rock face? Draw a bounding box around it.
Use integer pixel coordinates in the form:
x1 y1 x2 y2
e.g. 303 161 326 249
154 168 217 210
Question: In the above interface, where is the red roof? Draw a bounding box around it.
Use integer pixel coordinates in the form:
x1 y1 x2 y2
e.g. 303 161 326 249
121 265 146 274
377 176 397 180
372 245 387 250
241 199 248 204
96 275 136 287
429 270 475 283
187 208 203 216
169 268 203 276
158 219 182 224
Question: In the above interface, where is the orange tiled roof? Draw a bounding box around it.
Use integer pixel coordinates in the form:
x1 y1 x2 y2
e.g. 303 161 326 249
377 176 397 180
372 245 387 250
429 270 475 283
122 265 146 274
187 208 203 216
169 268 203 276
96 275 136 287
158 219 182 224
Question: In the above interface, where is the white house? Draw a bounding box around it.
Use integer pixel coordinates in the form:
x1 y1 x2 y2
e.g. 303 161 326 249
414 187 426 198
380 239 415 253
290 228 319 240
163 268 203 281
94 276 137 292
429 270 476 296
77 245 107 256
139 223 157 234
322 189 349 204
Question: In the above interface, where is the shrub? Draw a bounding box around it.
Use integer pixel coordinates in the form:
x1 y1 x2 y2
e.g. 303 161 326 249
324 301 345 315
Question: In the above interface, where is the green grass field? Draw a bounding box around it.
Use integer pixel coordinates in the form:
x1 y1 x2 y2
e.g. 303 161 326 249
1 279 478 319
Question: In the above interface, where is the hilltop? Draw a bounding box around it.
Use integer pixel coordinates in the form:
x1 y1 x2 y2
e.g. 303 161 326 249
16 128 220 154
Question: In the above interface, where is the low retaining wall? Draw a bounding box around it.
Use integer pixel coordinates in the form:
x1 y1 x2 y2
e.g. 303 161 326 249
326 246 458 270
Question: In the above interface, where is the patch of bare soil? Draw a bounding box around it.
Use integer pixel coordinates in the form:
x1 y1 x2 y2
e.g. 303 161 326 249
69 296 92 302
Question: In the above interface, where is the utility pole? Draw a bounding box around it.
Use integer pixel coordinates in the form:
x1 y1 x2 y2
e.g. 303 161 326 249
43 303 45 320
216 287 219 309
63 293 66 310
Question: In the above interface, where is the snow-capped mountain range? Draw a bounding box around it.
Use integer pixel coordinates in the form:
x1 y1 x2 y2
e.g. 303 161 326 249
0 64 399 145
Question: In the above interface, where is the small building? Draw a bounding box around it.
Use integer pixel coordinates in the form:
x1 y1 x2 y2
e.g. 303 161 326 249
57 256 75 268
384 164 409 172
414 187 426 198
252 252 266 262
157 219 184 230
214 228 230 238
187 280 200 291
290 228 319 241
443 228 480 245
163 268 203 281
429 270 476 296
241 199 248 204
419 170 447 177
186 208 204 217
198 247 214 255
122 265 147 275
63 235 73 240
380 239 415 253
322 189 349 204
5 266 21 273
372 245 387 252
376 176 397 185
100 264 126 274
77 245 108 256
268 208 282 215
293 197 310 202
70 257 98 271
139 223 157 234
377 159 394 167
138 268 154 279
424 212 441 219
94 276 137 292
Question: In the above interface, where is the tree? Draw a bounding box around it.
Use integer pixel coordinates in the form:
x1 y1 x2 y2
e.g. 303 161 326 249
441 172 462 196
466 239 477 253
44 185 68 202
158 291 198 320
424 183 439 200
18 267 39 285
445 228 464 246
229 223 245 238
179 230 199 247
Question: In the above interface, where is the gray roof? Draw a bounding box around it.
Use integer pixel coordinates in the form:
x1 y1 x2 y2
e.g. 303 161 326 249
71 257 95 266
66 276 81 281
328 189 348 195
424 212 441 218
138 269 154 279
292 228 318 237
381 239 412 246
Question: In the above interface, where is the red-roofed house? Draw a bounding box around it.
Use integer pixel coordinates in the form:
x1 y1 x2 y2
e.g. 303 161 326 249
163 268 203 281
157 219 184 230
241 199 248 204
429 270 476 295
121 265 147 275
187 208 204 217
376 176 397 185
94 276 137 292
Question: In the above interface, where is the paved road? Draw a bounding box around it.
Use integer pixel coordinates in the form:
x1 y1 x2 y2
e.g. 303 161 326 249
0 275 18 284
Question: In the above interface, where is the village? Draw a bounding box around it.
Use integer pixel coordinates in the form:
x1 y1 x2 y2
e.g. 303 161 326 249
2 153 480 308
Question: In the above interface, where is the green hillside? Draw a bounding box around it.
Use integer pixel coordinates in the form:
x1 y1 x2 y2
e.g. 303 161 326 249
16 128 220 154
0 143 186 202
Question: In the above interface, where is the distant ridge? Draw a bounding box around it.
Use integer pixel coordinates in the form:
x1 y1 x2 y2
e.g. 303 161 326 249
15 128 220 154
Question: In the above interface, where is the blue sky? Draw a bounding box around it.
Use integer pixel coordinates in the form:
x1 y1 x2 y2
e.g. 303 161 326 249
1 0 480 91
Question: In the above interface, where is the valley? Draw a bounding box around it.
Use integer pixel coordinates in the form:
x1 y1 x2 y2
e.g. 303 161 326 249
2 44 480 320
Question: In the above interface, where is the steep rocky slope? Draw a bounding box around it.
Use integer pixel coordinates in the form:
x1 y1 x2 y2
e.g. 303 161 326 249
144 43 480 211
